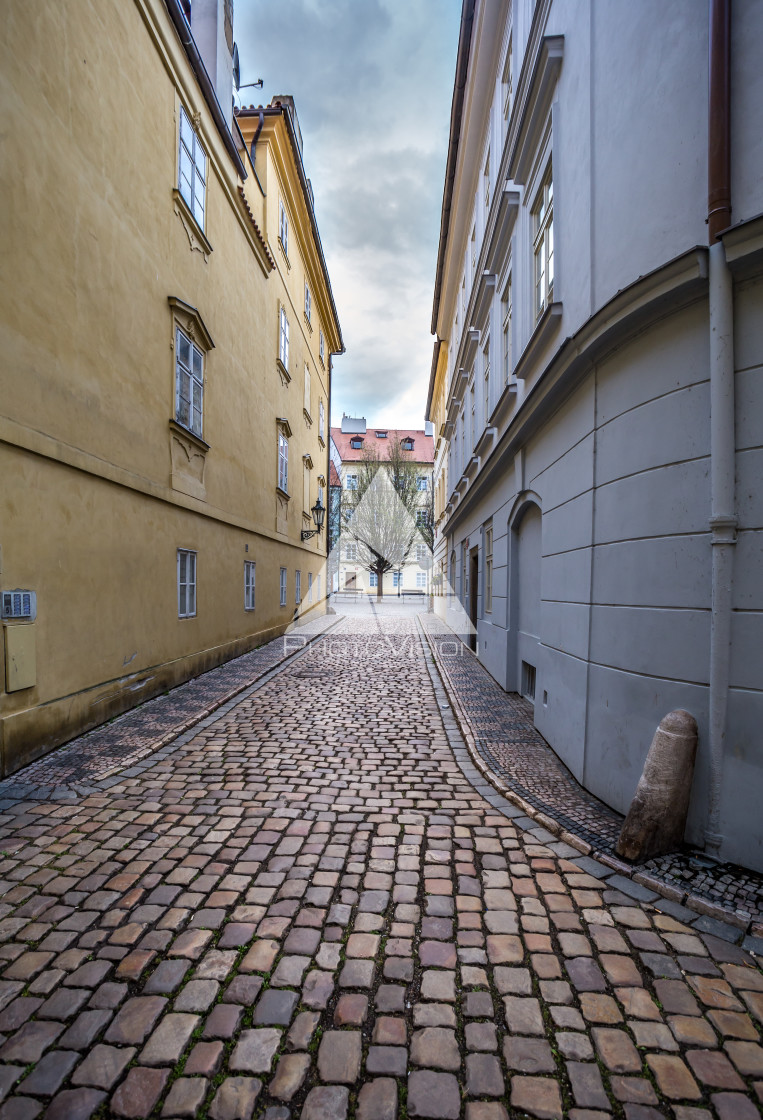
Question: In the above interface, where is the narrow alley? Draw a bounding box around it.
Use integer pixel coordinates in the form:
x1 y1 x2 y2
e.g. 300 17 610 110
0 605 759 1119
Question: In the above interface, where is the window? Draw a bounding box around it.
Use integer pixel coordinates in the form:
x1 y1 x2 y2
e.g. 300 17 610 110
244 561 256 611
416 572 427 589
304 282 311 323
319 400 325 441
278 431 289 492
415 543 428 562
303 459 311 511
346 473 358 490
533 162 554 318
304 365 311 416
308 572 313 602
393 571 400 588
470 226 477 280
483 337 490 422
295 570 301 604
370 572 378 588
483 149 490 212
177 549 197 618
316 574 321 600
280 567 287 607
502 35 513 124
376 431 388 438
175 327 204 437
279 200 288 256
502 275 512 385
319 330 325 365
178 107 206 228
350 437 363 449
416 510 428 530
485 526 493 613
470 381 476 448
417 476 428 491
402 438 414 451
345 542 358 560
279 306 290 371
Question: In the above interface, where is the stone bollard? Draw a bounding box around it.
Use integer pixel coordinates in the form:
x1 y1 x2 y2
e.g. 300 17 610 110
616 709 698 863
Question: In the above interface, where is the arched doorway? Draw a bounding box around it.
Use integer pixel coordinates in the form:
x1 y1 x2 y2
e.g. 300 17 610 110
508 499 542 700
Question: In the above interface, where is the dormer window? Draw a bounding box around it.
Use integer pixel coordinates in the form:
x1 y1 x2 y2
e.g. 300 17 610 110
376 431 388 438
350 437 363 449
402 438 414 451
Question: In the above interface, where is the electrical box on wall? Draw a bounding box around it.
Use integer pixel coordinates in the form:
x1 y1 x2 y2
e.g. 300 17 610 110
1 590 36 621
4 624 36 692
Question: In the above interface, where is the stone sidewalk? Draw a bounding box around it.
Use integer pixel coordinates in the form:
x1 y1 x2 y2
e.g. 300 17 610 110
0 611 759 1119
420 612 763 936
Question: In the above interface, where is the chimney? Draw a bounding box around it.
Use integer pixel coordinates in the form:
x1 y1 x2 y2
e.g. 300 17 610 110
191 0 234 129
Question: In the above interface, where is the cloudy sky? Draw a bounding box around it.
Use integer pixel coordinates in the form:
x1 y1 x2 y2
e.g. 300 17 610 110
235 0 461 429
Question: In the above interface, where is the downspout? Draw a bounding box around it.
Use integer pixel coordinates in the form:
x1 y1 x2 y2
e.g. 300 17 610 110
705 0 735 857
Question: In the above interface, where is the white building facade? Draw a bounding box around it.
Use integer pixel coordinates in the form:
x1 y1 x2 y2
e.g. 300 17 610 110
428 0 763 871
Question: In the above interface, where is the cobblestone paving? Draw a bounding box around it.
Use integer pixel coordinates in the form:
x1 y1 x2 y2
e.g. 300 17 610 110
421 612 763 930
0 610 760 1119
0 613 336 804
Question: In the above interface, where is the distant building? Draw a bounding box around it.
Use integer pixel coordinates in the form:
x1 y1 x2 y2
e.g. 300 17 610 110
330 417 434 596
0 0 342 770
428 0 763 870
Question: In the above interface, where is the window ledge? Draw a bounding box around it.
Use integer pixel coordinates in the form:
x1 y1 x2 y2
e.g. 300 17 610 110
172 189 213 259
277 359 291 385
169 419 209 453
318 435 325 448
515 301 562 381
303 408 312 426
276 486 290 501
304 314 313 334
279 239 291 269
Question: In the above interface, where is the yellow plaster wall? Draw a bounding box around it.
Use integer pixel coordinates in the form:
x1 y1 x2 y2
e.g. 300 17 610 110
0 0 338 770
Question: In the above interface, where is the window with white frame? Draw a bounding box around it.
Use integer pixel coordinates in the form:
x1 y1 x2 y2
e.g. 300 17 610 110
280 567 287 606
319 400 325 441
470 226 477 280
295 570 301 604
304 282 311 322
345 541 357 560
483 150 490 212
533 162 554 318
279 306 290 371
393 571 400 588
316 574 321 600
244 560 256 611
303 460 310 511
483 336 490 423
346 473 358 490
279 200 289 256
416 509 428 530
502 275 512 385
178 107 206 228
416 571 427 589
304 365 311 415
502 35 513 125
319 330 325 365
308 572 313 602
370 572 378 588
484 525 493 613
417 476 428 491
470 381 476 449
415 543 428 562
175 327 204 437
278 431 289 492
177 549 197 618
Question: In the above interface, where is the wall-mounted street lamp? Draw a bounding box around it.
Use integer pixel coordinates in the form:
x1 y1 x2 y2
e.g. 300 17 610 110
301 497 325 542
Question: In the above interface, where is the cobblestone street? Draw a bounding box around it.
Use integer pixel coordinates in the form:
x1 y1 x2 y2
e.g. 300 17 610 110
0 607 760 1120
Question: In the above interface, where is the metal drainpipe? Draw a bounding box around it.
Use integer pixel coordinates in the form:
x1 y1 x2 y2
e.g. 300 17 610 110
705 0 736 857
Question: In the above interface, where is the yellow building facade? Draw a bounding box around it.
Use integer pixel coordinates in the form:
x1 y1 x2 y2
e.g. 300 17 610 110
0 0 342 773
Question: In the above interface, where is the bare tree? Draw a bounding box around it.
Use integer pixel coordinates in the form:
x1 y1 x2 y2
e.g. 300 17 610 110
342 434 428 599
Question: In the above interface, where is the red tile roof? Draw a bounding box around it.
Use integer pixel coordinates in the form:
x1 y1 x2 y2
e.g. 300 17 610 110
329 461 341 487
331 427 434 464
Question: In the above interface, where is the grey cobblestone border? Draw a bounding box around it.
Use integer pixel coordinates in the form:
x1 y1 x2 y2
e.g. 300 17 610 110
417 616 763 955
0 614 343 804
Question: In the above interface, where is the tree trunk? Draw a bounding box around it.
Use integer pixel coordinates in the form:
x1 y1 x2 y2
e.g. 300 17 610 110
376 562 384 600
